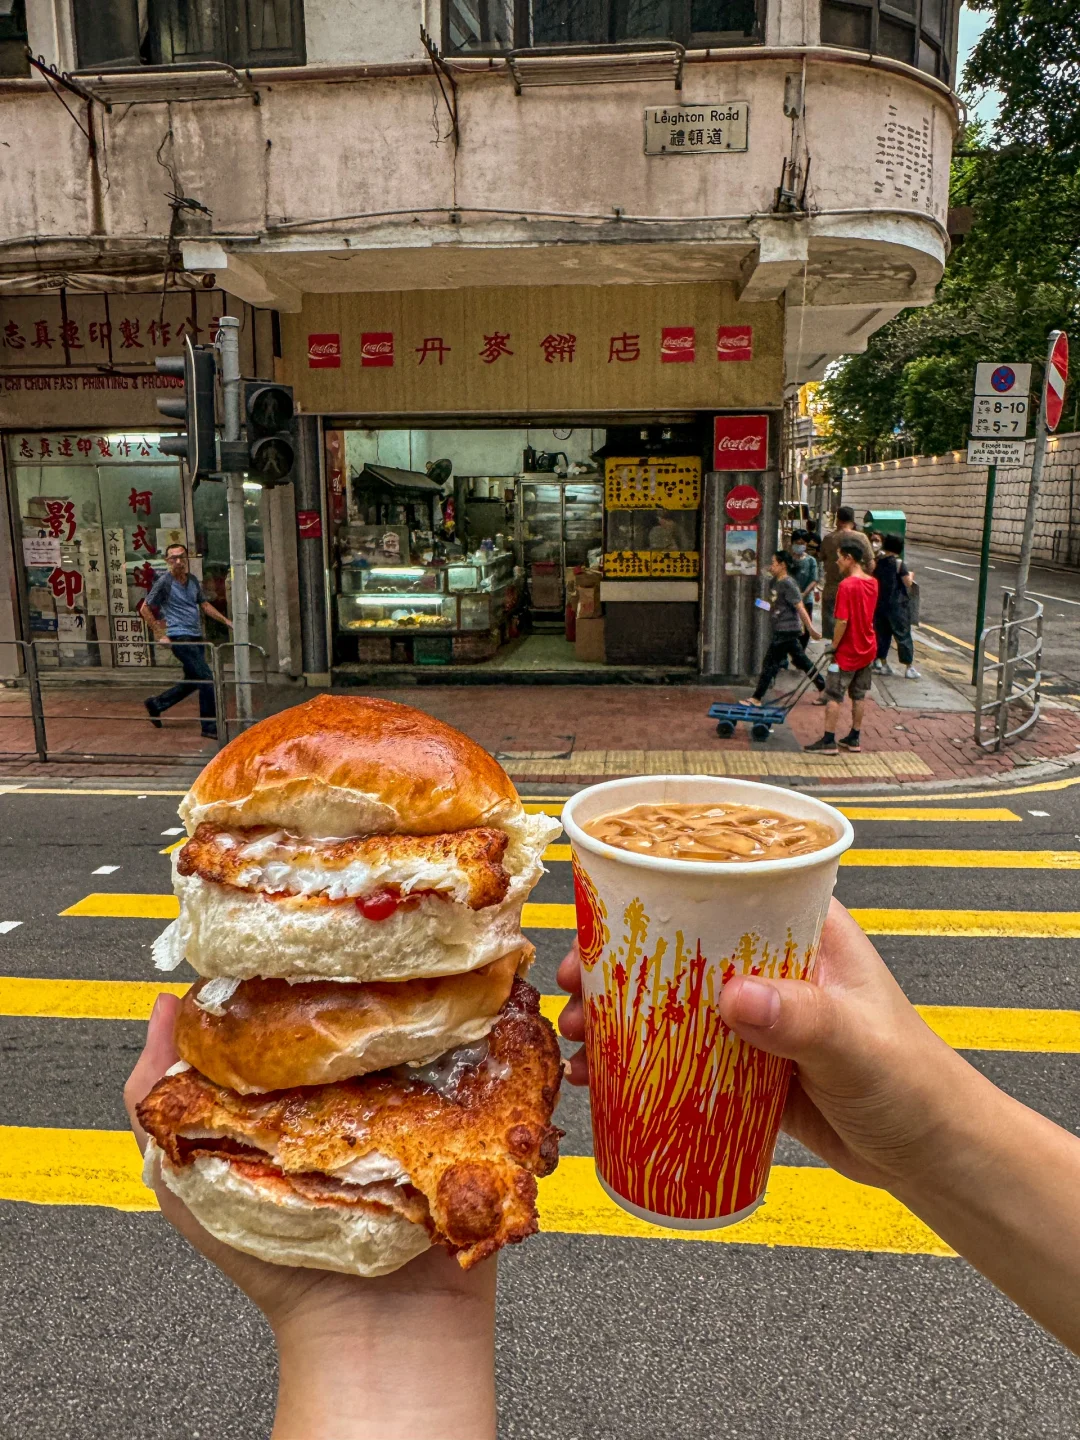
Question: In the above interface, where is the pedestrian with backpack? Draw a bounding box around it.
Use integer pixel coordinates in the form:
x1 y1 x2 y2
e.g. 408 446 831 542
872 533 920 678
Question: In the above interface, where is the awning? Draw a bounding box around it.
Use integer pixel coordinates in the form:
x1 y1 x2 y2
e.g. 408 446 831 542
359 464 445 496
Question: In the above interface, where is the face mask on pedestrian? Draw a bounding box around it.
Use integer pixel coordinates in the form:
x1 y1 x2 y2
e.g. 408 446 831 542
871 539 882 553
792 543 807 556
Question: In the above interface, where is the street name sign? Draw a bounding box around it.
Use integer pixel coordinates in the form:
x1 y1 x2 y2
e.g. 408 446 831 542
644 102 749 155
967 438 1027 466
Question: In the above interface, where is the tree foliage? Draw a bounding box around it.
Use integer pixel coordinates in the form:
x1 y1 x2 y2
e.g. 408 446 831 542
818 8 1080 465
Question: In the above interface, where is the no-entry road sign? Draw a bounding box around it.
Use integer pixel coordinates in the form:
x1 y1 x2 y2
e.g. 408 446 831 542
1044 331 1069 433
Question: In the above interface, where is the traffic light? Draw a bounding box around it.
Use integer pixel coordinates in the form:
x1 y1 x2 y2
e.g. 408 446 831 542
155 338 217 483
244 381 295 485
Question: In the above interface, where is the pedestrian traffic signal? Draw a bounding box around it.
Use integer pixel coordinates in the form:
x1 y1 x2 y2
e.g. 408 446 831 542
244 381 295 485
155 338 217 483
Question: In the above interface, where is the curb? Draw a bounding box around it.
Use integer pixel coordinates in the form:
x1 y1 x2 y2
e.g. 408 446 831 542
6 747 1080 799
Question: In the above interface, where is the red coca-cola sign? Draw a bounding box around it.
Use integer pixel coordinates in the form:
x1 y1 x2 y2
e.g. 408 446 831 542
661 326 695 363
717 325 753 362
724 484 762 522
361 332 394 367
307 333 341 369
713 414 768 471
297 509 323 539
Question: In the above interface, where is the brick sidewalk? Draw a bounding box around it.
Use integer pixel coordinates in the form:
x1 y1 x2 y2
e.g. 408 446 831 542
3 677 1079 785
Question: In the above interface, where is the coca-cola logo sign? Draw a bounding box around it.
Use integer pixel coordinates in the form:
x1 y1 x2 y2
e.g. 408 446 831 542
307 333 341 369
361 332 394 368
724 483 762 521
714 414 768 471
661 326 695 363
716 325 753 362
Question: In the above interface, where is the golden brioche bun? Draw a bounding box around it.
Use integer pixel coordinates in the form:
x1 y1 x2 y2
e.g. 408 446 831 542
174 947 530 1093
178 694 520 837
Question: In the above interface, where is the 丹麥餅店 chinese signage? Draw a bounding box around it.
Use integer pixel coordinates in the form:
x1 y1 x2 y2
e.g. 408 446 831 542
281 284 782 415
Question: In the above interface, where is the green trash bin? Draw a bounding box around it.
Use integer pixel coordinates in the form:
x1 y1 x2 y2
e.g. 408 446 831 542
862 509 906 540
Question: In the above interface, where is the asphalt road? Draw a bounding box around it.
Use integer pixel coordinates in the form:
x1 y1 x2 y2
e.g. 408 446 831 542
907 540 1080 687
1 782 1079 1437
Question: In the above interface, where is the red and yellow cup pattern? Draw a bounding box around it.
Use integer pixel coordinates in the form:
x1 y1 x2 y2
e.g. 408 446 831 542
565 777 852 1230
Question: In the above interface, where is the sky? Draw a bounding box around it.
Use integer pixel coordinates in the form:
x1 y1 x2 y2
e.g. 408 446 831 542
957 3 1001 129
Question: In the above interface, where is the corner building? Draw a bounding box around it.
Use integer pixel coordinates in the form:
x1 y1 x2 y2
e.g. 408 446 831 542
0 0 959 684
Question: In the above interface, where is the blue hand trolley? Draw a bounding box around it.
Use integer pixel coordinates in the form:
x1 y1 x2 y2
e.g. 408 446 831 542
708 650 832 742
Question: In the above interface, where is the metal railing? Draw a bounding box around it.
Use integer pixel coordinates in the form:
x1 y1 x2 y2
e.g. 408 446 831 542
0 638 274 766
0 640 47 763
974 589 1043 751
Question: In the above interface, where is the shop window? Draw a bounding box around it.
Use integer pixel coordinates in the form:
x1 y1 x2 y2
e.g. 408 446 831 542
0 0 29 77
72 0 305 71
447 0 762 52
8 432 266 670
820 0 955 82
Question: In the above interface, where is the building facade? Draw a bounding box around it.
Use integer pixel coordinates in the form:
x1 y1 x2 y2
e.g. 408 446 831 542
0 0 960 684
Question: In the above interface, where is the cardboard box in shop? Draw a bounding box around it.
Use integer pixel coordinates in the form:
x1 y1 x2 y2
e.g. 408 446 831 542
575 615 605 663
574 568 603 619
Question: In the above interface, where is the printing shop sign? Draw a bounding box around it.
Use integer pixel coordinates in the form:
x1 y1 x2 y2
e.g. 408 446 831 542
644 102 749 156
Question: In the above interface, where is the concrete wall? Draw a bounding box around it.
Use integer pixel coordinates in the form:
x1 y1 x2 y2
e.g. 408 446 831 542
842 434 1080 566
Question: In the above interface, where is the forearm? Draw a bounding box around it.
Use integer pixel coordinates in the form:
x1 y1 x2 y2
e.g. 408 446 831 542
138 605 165 638
271 1264 497 1440
891 1059 1080 1352
203 603 231 626
831 619 847 648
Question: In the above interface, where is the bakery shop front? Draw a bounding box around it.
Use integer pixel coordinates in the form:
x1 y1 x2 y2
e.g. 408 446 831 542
280 283 783 681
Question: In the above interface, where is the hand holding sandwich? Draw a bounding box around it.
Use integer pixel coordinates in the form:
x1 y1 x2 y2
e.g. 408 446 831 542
560 900 1080 1355
126 991 497 1440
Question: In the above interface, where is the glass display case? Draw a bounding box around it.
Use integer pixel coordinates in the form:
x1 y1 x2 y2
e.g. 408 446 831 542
337 592 457 633
335 552 515 638
515 477 603 611
340 564 447 596
447 550 515 593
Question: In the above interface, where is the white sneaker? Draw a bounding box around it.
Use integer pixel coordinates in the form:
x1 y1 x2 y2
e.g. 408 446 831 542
904 665 921 679
874 661 894 676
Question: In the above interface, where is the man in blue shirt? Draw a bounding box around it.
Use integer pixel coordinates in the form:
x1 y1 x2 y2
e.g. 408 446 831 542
137 544 232 739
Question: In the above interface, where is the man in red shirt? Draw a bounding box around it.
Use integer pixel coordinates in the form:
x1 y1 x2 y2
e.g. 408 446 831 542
806 541 878 755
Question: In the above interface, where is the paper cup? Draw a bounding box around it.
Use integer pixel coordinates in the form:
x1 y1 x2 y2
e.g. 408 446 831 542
562 776 853 1230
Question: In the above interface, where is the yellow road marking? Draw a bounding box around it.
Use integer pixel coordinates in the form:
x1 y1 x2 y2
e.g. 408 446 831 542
524 802 564 817
836 807 1021 822
0 978 188 1021
1 982 1074 1054
0 1126 951 1256
59 894 1076 938
540 994 1080 1053
0 788 185 797
60 893 179 920
57 893 578 928
841 849 1080 869
919 622 987 657
850 908 1080 939
523 902 576 929
546 845 1077 868
917 1005 1080 1052
821 774 1080 803
2 974 1075 1061
539 1156 953 1256
160 839 185 855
